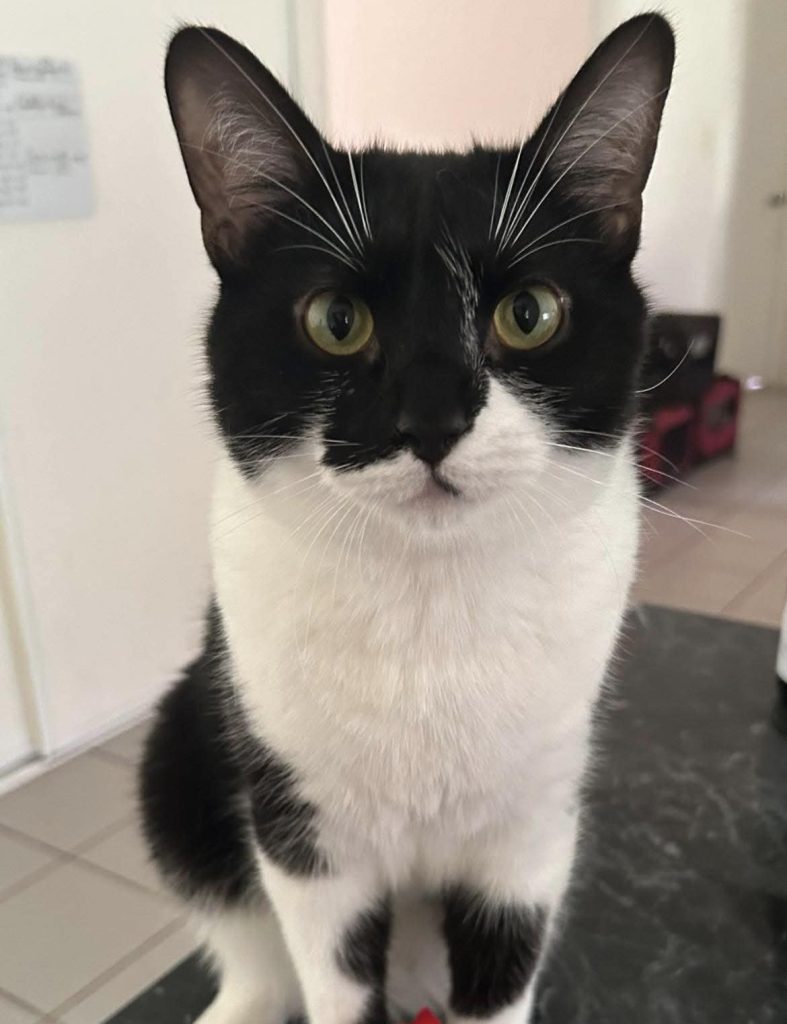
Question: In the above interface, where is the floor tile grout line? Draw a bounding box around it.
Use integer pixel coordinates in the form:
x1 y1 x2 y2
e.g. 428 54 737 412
69 849 175 901
88 747 138 769
69 814 139 856
0 816 134 861
0 816 173 905
0 983 49 1018
0 822 74 860
721 545 787 615
47 916 190 1020
0 857 67 907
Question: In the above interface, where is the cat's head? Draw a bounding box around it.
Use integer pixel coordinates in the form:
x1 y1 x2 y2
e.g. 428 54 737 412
166 15 673 538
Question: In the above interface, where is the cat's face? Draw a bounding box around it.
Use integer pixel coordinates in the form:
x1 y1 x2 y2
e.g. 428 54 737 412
166 17 673 536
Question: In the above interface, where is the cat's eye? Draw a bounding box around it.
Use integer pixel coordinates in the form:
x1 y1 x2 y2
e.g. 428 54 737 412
493 285 563 351
304 291 374 356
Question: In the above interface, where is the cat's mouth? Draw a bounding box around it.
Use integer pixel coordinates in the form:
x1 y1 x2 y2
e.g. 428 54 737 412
430 468 461 496
407 468 462 505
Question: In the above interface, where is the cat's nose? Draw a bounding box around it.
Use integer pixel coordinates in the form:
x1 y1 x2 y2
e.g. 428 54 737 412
395 410 469 465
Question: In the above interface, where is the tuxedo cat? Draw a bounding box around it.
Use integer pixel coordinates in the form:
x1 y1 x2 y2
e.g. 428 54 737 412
140 15 674 1024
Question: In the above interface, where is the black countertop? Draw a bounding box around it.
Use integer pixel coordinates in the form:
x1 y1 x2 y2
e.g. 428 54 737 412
107 606 787 1024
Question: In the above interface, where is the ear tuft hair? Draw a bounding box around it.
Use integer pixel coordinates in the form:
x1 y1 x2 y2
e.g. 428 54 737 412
165 26 322 272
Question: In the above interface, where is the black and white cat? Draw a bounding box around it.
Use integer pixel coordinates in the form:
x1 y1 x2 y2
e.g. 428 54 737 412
140 14 674 1024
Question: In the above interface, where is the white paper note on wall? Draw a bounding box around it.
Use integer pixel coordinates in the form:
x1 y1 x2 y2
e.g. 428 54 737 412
0 56 93 223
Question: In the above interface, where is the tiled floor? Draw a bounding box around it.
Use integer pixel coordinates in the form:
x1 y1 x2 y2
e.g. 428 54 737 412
0 388 785 1023
632 386 787 626
0 727 197 1024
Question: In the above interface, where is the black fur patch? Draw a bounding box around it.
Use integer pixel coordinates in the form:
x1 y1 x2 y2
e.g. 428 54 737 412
442 886 546 1018
355 988 389 1024
337 899 392 1024
247 744 328 877
138 609 258 905
337 898 392 985
140 605 328 906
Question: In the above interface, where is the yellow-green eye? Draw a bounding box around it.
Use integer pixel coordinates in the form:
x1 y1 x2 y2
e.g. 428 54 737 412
304 291 374 356
493 285 563 350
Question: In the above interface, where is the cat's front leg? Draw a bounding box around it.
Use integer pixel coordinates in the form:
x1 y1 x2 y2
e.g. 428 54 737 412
260 855 391 1024
441 813 577 1024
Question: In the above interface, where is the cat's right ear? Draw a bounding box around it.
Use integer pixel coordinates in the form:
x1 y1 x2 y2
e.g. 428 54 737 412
165 26 320 273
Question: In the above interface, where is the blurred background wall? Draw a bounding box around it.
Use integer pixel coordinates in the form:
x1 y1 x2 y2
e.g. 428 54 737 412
0 1 295 764
1 0 786 776
321 0 590 147
596 1 746 316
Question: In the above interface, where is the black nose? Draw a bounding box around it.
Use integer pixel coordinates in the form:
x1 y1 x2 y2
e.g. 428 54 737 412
396 409 469 465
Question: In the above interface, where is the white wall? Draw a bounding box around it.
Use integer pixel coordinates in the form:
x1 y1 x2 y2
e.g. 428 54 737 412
321 0 591 147
594 1 746 318
0 1 294 754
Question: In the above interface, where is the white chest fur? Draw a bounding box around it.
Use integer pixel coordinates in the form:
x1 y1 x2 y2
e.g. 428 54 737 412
211 430 639 881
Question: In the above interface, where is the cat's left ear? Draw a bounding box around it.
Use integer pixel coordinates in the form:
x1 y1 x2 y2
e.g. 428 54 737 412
533 13 675 255
165 26 323 274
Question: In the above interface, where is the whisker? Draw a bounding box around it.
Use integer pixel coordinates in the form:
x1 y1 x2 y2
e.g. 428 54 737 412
488 153 502 239
492 138 526 241
547 441 696 490
215 477 324 539
634 440 682 475
358 152 371 240
289 491 345 540
333 501 365 603
543 460 748 539
320 138 365 252
234 433 358 446
497 89 568 250
354 499 378 580
637 340 694 394
274 242 362 270
561 428 684 476
251 201 362 268
635 464 693 487
635 497 725 546
212 469 325 527
347 151 372 240
299 495 357 652
502 201 623 261
244 199 363 269
508 237 601 267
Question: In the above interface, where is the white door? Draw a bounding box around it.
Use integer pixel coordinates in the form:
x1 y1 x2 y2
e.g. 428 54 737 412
719 0 787 385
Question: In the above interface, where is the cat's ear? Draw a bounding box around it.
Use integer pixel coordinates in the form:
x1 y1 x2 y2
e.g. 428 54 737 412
534 13 674 254
165 26 321 272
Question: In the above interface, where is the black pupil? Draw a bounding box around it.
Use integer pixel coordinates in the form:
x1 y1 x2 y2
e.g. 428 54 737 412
327 297 355 341
512 291 540 334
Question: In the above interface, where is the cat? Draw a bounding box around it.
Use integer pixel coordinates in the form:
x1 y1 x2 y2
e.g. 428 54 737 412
140 13 674 1024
